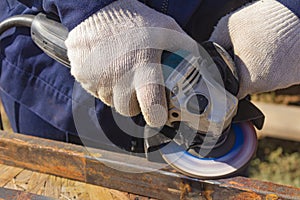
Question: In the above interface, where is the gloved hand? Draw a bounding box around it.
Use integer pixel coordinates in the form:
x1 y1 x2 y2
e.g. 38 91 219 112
210 0 300 99
65 0 193 127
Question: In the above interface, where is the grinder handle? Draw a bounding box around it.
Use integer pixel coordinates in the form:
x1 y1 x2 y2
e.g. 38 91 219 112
30 13 70 68
29 13 174 70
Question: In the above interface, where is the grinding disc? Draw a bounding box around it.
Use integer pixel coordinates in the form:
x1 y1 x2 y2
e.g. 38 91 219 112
159 122 257 179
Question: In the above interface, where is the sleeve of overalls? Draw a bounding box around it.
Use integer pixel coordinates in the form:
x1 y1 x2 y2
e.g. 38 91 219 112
17 0 116 30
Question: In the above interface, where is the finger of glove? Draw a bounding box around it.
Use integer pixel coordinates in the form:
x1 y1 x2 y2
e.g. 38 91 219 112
95 87 114 106
112 70 141 117
70 57 105 99
95 52 134 107
113 90 141 117
134 62 168 128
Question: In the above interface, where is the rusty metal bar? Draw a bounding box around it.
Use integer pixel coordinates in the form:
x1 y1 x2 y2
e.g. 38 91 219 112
0 131 299 200
0 187 54 200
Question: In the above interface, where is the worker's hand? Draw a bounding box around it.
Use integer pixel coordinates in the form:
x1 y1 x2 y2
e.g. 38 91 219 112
210 0 300 99
65 0 191 127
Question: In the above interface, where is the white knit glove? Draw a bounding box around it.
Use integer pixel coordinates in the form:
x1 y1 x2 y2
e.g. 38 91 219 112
210 0 300 99
65 0 193 127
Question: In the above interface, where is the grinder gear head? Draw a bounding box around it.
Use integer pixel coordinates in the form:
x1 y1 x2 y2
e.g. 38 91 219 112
164 42 239 138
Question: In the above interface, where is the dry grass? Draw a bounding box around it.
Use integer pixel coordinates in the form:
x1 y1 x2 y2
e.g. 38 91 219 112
249 138 300 187
249 85 300 187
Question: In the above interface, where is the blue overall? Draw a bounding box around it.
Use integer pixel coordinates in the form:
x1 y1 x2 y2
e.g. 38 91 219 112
1 0 298 152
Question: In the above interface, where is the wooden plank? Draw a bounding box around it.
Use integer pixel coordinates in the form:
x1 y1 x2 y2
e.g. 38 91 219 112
5 170 35 191
0 131 299 199
83 183 118 200
5 169 50 196
43 176 63 199
0 164 23 187
24 172 49 195
60 178 91 200
59 177 118 200
2 164 151 200
4 168 118 200
254 102 300 142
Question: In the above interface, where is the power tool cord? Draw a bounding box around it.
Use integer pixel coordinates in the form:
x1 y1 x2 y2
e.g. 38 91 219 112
0 15 34 35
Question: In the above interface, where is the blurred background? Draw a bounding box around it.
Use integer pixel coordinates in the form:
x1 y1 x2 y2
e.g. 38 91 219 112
249 84 300 187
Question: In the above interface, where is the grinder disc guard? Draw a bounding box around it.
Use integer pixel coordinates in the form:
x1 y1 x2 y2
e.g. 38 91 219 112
159 122 257 178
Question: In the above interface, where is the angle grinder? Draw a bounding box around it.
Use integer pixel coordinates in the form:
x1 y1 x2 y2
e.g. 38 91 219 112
0 13 264 178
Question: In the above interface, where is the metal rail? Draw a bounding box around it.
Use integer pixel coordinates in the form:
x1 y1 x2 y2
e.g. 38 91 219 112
0 131 299 200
